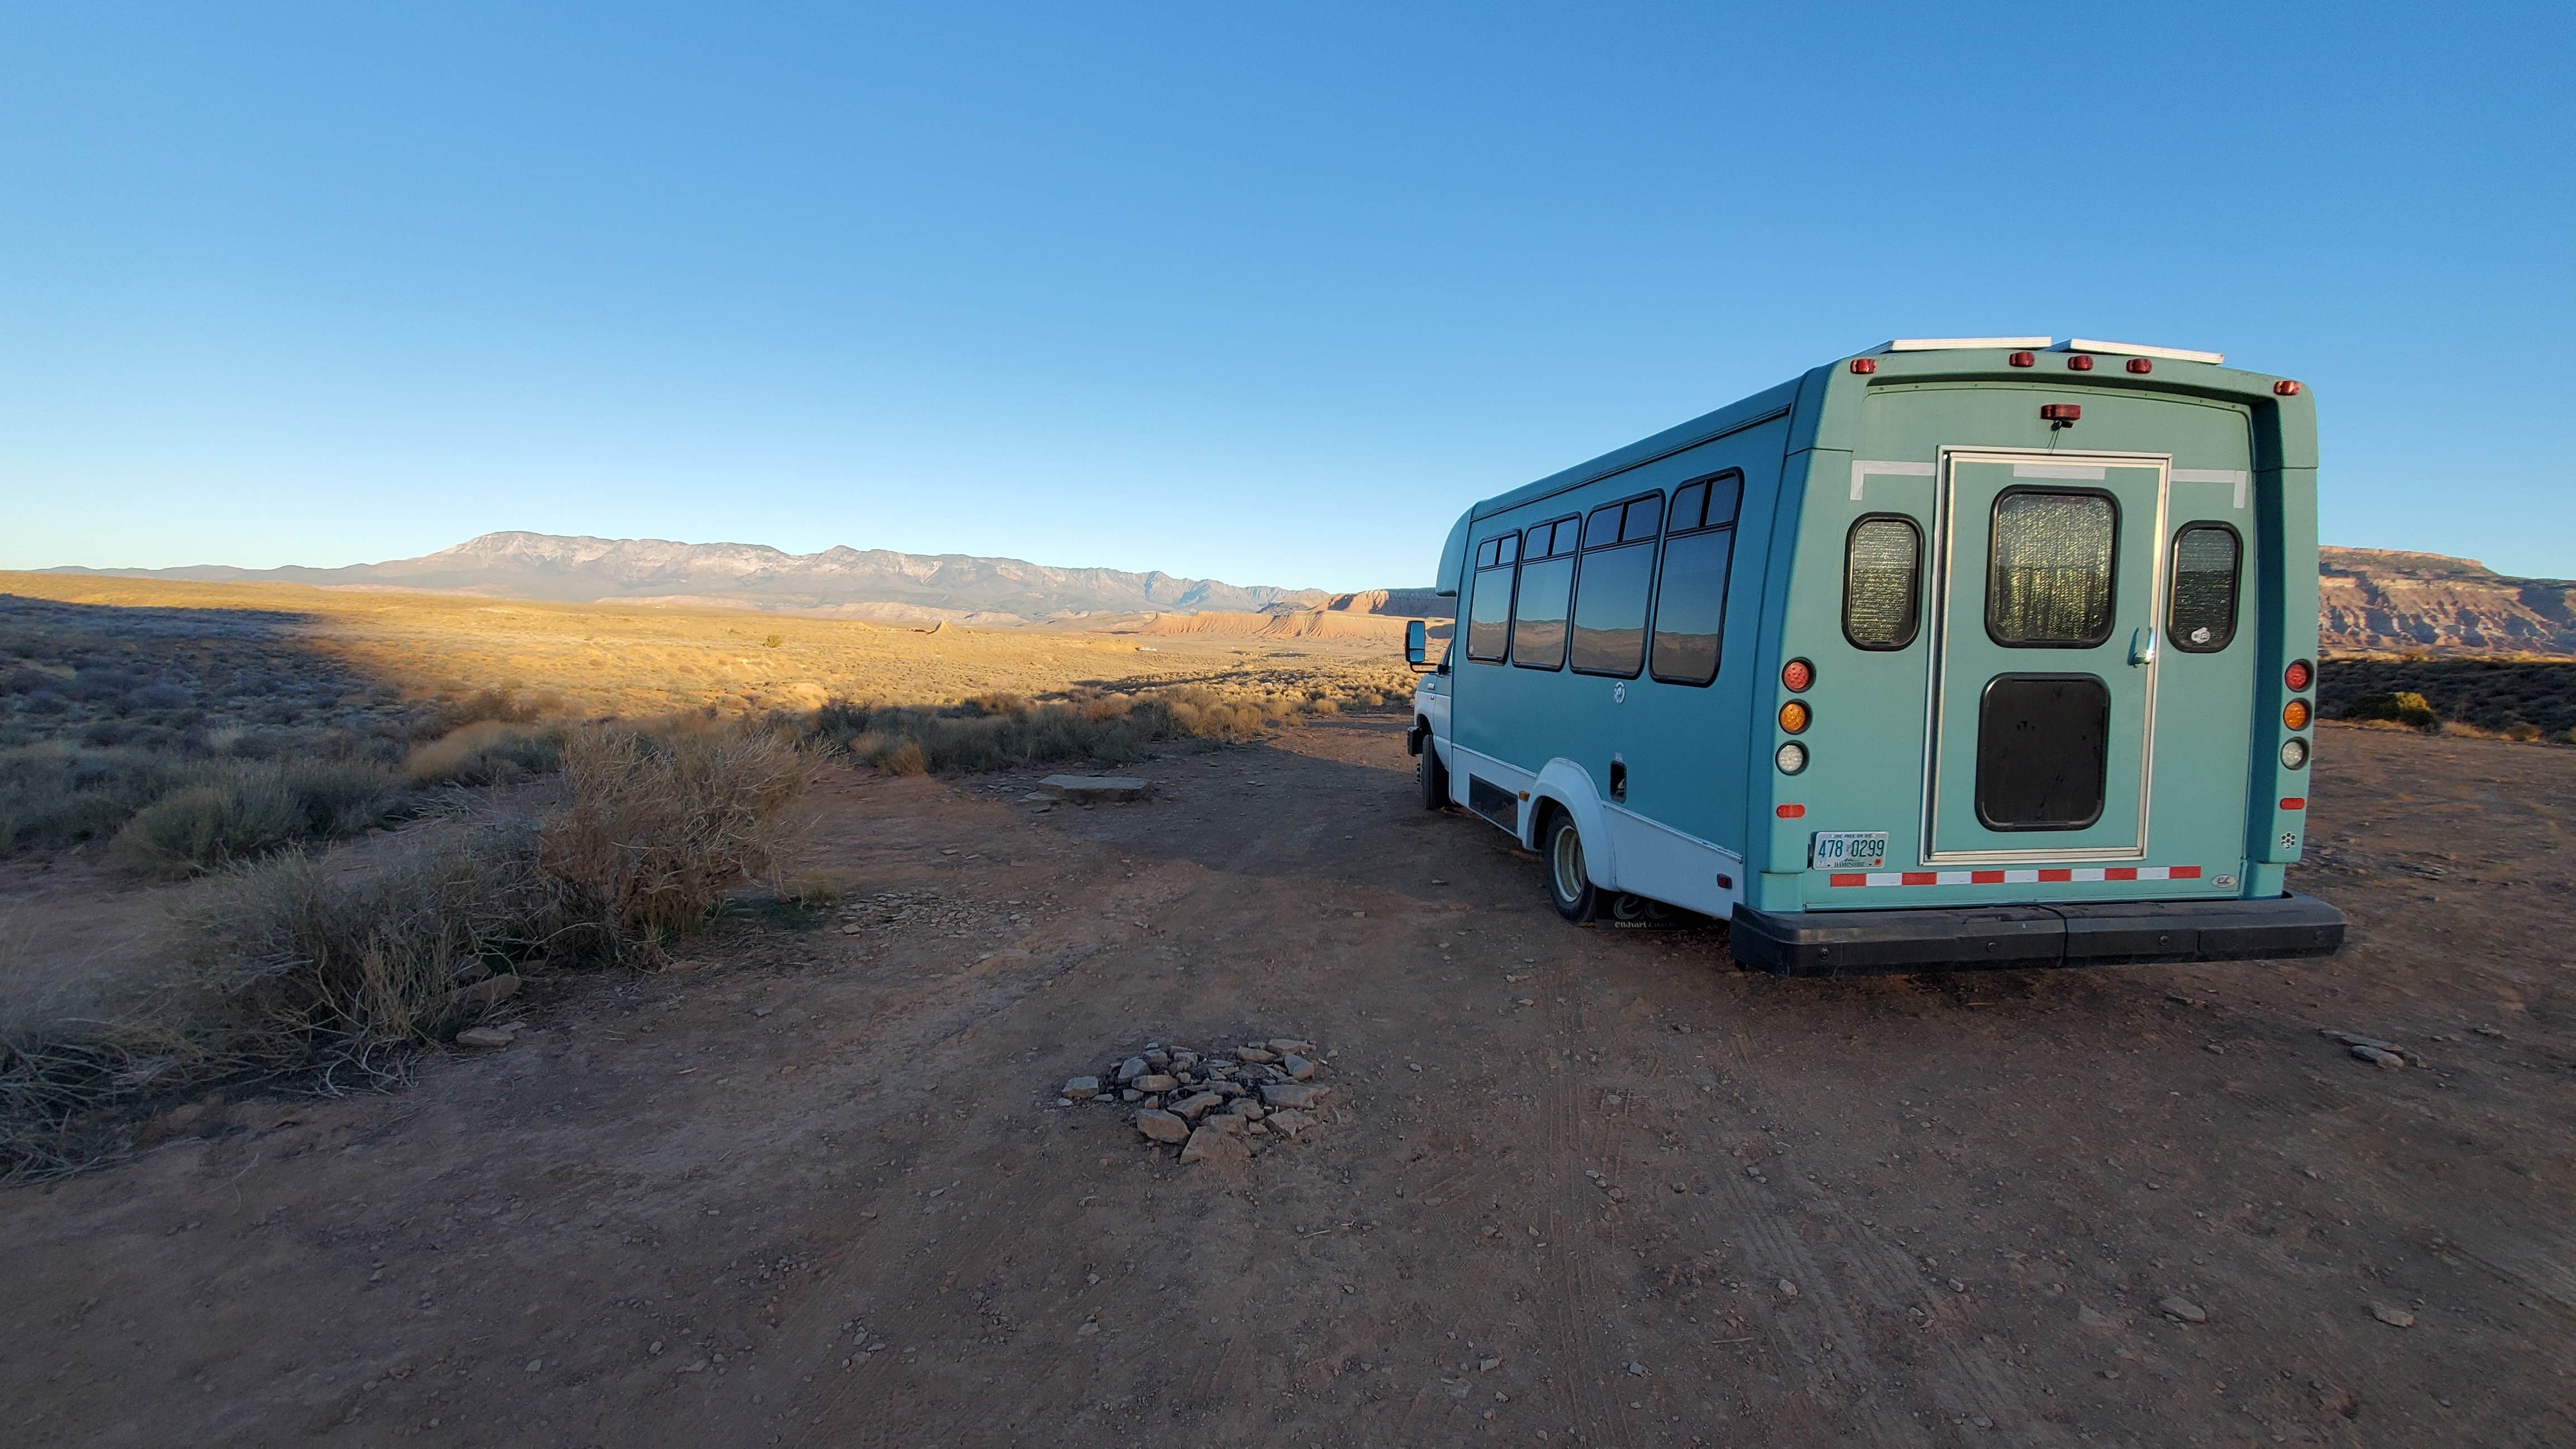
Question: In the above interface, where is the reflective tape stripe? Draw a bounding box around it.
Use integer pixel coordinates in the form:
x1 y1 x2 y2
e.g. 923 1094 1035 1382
1825 864 2208 887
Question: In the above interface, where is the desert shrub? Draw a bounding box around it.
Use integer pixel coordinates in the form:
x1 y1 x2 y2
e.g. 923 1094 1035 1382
2507 721 2543 742
0 744 192 851
184 823 564 1060
123 683 193 712
107 759 402 874
405 719 564 785
2342 690 2440 731
537 724 811 950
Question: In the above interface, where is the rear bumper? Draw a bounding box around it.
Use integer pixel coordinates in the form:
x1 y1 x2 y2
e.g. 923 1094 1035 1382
1727 893 2345 977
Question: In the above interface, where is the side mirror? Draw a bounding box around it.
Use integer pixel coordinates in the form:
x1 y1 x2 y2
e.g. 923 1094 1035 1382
1404 619 1430 671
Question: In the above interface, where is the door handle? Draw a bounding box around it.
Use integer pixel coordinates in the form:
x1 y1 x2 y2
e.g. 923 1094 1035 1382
2129 627 2158 666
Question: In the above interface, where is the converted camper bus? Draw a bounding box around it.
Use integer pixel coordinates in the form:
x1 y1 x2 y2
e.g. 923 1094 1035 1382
1403 338 2345 975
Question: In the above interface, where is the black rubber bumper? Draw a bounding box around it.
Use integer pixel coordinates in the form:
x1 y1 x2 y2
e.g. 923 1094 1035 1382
1727 893 2346 977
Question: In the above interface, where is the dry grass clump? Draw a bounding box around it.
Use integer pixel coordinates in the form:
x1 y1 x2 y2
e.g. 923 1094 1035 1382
405 720 564 785
107 759 403 874
802 678 1409 775
539 724 811 952
0 719 812 1178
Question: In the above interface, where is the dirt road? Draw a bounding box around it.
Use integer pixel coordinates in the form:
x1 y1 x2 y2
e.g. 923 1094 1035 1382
4 717 2572 1447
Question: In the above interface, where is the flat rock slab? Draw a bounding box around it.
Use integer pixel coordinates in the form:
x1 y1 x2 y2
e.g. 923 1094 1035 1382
1039 775 1153 803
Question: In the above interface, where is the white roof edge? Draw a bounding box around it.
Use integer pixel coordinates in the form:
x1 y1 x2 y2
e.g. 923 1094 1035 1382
2059 337 2225 364
1882 337 2053 352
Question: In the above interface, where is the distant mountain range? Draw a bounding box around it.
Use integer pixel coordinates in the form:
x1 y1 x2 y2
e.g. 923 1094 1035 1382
44 532 1376 624
2319 547 2576 655
38 532 2570 653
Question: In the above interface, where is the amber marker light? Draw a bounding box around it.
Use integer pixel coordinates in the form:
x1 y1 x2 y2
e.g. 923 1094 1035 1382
1778 700 1811 734
1781 658 1814 692
2285 659 2313 691
2284 699 2312 730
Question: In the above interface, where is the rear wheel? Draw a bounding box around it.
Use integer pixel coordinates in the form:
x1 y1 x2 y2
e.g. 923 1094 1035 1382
1417 733 1448 810
1543 811 1598 923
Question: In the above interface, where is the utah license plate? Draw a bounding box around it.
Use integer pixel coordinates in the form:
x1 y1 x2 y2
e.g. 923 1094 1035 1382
1810 831 1888 871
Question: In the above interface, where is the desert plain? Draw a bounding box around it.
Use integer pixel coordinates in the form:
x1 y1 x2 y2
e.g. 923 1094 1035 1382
0 574 2571 1448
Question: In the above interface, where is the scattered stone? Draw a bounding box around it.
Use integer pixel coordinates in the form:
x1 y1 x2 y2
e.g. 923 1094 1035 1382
1266 1039 1315 1054
1116 1057 1149 1083
1038 775 1153 804
2351 1045 2406 1070
1179 1125 1249 1164
1281 1054 1317 1081
2471 1025 2503 1038
1261 1083 1329 1110
2371 1303 2416 1328
1199 1112 1244 1135
1063 1034 1337 1159
2076 1305 2120 1334
1479 1356 1503 1373
455 1026 517 1049
1135 1110 1189 1144
2158 1296 2208 1324
1171 1092 1223 1120
1120 1089 1143 1104
1235 1048 1280 1064
1133 1073 1180 1093
1063 1077 1101 1101
1777 1279 1798 1299
1266 1109 1315 1138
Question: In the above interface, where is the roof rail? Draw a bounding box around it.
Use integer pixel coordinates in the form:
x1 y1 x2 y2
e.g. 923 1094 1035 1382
1881 337 2053 352
2059 338 2224 364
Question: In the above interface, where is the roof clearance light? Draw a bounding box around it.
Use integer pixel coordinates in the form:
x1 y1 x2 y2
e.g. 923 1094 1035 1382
1782 659 1814 692
2281 738 2309 770
1775 742 1807 775
2008 351 2035 367
2285 659 2313 691
2274 380 2302 395
2067 354 2095 372
2284 699 2312 730
1778 700 1811 735
2041 404 2082 422
1850 358 1878 375
2127 358 2153 374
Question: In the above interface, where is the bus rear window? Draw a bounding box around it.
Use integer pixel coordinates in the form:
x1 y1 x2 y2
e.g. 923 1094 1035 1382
2167 524 2241 652
1987 489 2118 647
1843 517 1922 650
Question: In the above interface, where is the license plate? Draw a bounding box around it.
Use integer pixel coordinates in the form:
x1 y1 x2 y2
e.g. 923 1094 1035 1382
1810 831 1888 871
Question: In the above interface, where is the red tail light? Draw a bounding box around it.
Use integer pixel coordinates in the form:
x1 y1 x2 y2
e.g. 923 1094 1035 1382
2067 354 2095 371
2007 351 2034 367
1781 659 1814 692
2127 358 2153 374
2041 404 2082 422
1850 358 1878 375
2274 380 2302 395
2285 659 2313 691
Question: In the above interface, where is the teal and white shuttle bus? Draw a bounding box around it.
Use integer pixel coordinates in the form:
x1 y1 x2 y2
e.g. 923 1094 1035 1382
1404 338 2345 974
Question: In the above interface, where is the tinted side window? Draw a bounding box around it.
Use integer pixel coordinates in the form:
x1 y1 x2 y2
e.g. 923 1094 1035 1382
1646 470 1742 686
1466 555 1515 662
1570 494 1663 677
2168 524 2241 652
1843 516 1922 650
1511 555 1574 669
1987 489 2118 647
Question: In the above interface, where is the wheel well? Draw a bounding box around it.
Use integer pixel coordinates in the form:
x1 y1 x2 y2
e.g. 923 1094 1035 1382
1527 796 1562 850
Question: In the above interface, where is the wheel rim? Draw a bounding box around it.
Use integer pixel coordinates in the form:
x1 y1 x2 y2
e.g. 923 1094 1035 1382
1551 821 1586 903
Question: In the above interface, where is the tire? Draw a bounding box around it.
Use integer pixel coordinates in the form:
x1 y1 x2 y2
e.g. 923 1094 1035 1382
1543 809 1598 924
1417 735 1449 810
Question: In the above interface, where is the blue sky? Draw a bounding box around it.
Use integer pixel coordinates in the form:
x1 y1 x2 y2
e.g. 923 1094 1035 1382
3 4 2570 589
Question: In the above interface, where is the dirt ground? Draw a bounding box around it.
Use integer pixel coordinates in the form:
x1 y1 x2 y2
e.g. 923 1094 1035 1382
3 718 2572 1447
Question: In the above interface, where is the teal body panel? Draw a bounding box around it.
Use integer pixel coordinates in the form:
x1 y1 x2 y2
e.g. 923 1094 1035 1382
1433 345 2319 921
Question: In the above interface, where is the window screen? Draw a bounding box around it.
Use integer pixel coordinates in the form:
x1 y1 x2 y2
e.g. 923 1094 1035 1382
1843 517 1921 650
2167 525 2241 652
1976 675 2110 830
1571 495 1661 677
1987 490 2118 647
1647 470 1742 686
1510 517 1578 669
